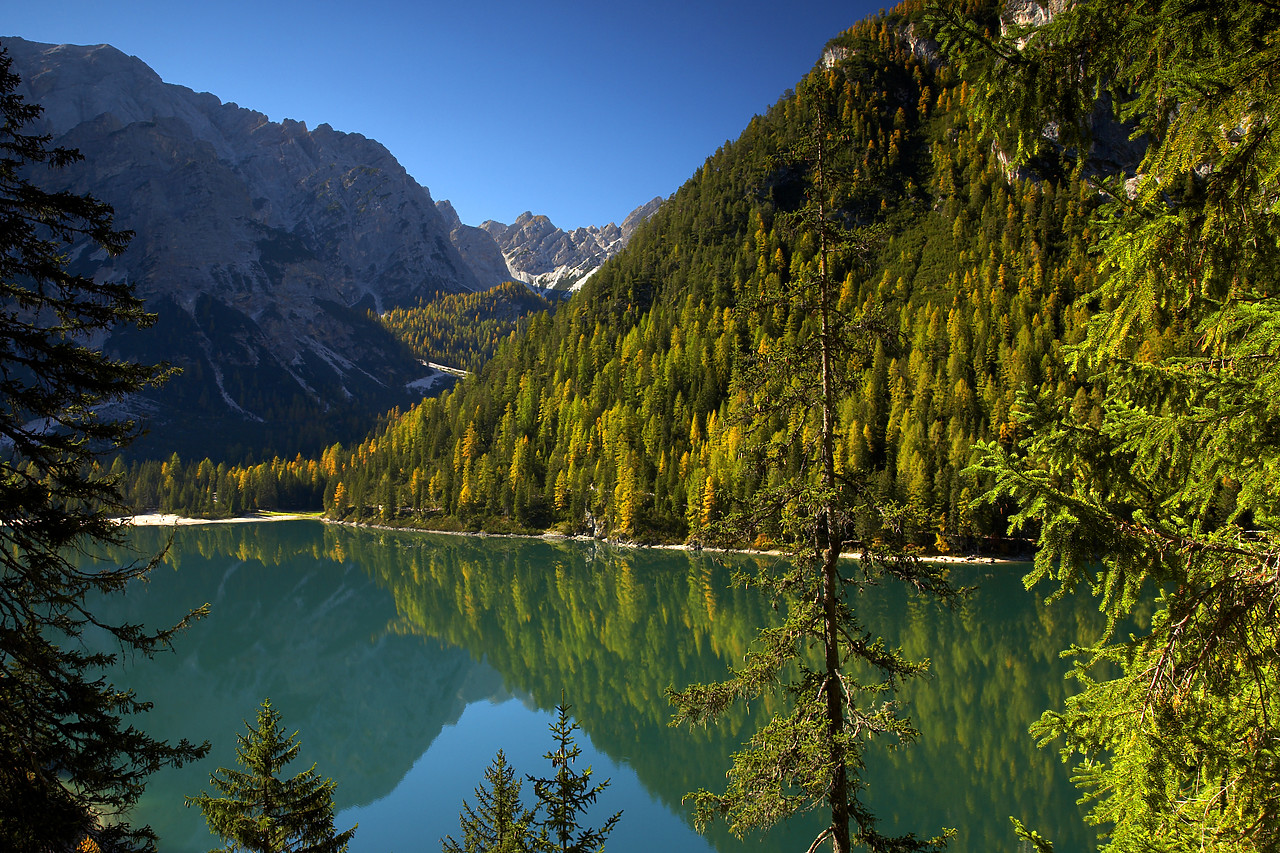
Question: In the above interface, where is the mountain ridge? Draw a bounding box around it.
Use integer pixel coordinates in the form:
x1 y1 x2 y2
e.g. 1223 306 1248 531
478 196 663 293
5 35 658 459
6 36 484 457
230 4 1108 553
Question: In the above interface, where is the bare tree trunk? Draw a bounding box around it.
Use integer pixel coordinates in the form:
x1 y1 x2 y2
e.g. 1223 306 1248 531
813 109 850 853
822 529 849 853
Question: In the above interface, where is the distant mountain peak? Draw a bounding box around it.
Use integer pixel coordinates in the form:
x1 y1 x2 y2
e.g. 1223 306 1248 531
467 197 662 293
3 33 667 457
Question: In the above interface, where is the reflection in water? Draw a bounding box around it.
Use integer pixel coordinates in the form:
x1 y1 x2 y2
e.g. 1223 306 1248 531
89 522 1099 852
87 523 504 850
343 698 714 853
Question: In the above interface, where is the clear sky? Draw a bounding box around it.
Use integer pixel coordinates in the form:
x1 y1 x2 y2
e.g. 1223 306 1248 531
4 1 886 230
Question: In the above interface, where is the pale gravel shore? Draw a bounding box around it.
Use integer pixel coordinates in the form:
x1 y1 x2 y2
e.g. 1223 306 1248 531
115 513 1028 565
118 512 321 527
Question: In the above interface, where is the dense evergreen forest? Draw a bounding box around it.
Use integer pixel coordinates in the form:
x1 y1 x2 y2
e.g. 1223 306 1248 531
125 0 1105 554
378 280 556 373
76 0 1280 848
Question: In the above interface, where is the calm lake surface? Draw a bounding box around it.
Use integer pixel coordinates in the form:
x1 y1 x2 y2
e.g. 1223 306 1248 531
86 521 1101 852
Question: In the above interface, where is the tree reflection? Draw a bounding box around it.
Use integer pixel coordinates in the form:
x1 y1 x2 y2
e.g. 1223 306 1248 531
92 523 1101 851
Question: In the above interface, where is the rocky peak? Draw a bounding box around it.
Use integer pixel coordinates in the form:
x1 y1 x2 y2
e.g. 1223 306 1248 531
822 46 850 69
897 22 941 66
12 40 225 145
621 196 663 240
477 198 662 293
435 200 512 291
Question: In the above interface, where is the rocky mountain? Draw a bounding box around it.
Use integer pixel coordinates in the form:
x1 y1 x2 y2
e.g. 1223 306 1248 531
5 36 485 459
478 196 663 292
433 199 518 290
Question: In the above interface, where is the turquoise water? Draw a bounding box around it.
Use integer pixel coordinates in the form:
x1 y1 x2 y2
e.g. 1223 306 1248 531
85 521 1100 852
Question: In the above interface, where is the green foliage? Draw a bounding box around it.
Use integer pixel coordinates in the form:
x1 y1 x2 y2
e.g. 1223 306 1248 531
379 280 555 373
444 703 619 853
442 750 537 853
92 521 1105 850
130 3 1106 556
187 699 356 853
116 452 327 518
666 73 962 853
529 704 621 853
0 44 208 853
262 4 1095 548
931 0 1280 849
1010 819 1053 853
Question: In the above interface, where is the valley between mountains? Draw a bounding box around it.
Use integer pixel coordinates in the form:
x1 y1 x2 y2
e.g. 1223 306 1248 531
7 34 659 460
5 0 1280 849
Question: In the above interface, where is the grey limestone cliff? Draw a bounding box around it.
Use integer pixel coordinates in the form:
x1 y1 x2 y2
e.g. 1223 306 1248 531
5 36 480 458
5 35 666 457
434 199 514 290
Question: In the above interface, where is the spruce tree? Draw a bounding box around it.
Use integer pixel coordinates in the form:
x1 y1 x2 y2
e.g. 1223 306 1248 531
528 703 620 853
187 699 356 853
930 0 1280 848
667 74 959 853
0 43 208 853
442 749 536 853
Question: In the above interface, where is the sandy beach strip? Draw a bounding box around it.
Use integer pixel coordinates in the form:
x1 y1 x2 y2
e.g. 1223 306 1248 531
115 513 1029 564
118 512 322 527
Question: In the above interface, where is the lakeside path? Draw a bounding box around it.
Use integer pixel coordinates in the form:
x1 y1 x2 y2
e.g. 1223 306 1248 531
117 513 1029 566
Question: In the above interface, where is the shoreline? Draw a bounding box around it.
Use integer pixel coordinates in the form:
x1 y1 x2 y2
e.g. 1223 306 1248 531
118 512 1028 565
118 512 322 527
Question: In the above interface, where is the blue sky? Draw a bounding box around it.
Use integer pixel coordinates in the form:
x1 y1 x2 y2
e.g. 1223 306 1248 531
5 1 885 230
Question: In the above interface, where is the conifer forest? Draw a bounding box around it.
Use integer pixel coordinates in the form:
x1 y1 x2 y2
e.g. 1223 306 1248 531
4 0 1279 851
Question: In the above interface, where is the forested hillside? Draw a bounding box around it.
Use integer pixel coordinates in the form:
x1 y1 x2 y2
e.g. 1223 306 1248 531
4 37 490 464
99 0 1280 848
378 281 555 373
127 0 1114 548
936 0 1280 847
306 2 1105 546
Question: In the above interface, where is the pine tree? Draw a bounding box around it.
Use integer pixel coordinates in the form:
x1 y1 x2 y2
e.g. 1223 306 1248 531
187 699 356 853
528 704 620 853
667 74 959 853
442 749 536 853
0 43 208 853
931 0 1280 849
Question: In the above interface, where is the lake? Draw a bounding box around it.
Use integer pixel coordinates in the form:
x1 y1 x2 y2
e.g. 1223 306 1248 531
84 521 1101 852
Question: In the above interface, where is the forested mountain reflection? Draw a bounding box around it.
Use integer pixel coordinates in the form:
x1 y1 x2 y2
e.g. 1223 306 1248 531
334 527 784 841
89 522 507 849
97 522 1100 851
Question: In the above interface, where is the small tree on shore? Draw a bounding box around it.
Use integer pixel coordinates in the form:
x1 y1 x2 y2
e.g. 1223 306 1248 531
529 704 620 853
444 702 620 853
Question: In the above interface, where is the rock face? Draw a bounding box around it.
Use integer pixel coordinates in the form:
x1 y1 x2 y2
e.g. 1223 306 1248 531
479 196 662 293
1001 0 1071 35
434 200 513 291
989 2 1143 177
5 37 481 459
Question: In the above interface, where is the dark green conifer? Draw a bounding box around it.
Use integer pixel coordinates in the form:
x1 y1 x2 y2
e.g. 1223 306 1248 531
187 699 356 853
0 43 207 853
932 0 1280 848
442 749 536 853
528 704 620 853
